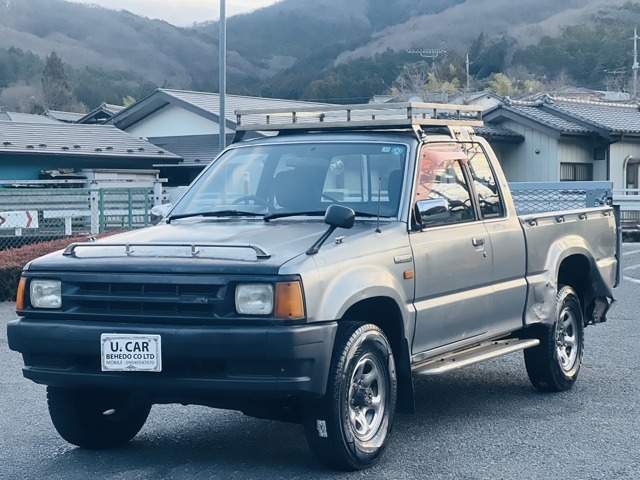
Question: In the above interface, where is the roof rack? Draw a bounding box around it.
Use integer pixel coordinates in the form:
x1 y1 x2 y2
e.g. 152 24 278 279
235 102 484 133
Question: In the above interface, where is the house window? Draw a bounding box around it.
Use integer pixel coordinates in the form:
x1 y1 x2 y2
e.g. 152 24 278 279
560 162 593 181
593 147 606 161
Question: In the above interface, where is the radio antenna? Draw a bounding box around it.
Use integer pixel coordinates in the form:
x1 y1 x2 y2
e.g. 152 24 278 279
376 178 382 233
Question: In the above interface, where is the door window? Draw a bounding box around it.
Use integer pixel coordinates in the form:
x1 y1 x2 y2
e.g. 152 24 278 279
414 147 475 227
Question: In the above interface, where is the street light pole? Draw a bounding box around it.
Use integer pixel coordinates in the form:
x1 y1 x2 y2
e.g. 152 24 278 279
219 0 227 152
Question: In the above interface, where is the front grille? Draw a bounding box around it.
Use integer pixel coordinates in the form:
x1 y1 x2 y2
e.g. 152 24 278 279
61 275 232 323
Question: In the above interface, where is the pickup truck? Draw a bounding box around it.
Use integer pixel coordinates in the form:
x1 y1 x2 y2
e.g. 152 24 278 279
7 103 620 471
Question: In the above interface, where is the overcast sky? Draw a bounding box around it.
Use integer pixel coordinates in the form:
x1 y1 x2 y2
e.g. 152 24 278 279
66 0 282 26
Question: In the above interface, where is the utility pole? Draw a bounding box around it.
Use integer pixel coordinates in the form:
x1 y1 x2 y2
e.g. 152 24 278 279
219 0 227 152
633 28 639 102
465 53 473 102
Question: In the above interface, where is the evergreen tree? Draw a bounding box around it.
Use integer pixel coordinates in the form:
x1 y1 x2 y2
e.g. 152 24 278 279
41 51 73 110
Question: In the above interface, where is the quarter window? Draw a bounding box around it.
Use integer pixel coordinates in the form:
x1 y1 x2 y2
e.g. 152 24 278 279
464 144 505 219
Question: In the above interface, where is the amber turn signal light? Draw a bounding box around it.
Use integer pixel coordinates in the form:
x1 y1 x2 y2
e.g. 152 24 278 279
16 277 26 311
274 281 305 319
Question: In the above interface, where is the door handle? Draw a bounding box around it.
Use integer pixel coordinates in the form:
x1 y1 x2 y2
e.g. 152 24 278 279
472 237 485 247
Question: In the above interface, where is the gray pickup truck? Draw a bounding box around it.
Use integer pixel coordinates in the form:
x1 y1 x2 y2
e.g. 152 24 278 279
8 103 620 470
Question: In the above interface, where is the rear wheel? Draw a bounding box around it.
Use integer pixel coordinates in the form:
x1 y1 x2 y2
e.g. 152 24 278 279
524 285 584 392
304 322 397 470
47 387 151 449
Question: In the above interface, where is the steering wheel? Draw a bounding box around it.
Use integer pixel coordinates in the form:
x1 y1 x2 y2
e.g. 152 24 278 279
232 195 270 208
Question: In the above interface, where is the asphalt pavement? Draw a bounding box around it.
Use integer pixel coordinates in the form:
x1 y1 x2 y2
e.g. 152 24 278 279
1 245 639 480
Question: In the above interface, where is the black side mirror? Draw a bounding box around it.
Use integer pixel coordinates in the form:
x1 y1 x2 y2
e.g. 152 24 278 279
307 205 355 255
324 204 355 229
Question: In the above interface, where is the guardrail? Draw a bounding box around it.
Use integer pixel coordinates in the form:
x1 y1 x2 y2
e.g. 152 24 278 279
0 187 162 250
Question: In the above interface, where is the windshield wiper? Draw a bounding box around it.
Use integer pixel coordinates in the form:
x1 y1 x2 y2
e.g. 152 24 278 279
352 211 391 219
263 211 326 221
167 210 264 223
264 210 390 221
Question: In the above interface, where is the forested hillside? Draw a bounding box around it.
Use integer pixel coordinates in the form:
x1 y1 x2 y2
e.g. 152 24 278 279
2 0 640 113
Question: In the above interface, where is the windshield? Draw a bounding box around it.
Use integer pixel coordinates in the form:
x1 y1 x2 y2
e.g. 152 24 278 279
171 142 407 218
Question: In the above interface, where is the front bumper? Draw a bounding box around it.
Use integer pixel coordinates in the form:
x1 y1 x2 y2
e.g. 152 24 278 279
7 318 337 400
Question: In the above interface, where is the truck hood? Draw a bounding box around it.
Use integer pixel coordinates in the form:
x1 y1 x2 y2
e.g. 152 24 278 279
26 218 373 274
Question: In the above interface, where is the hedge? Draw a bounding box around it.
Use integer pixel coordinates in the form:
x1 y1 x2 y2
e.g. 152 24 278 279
0 233 119 301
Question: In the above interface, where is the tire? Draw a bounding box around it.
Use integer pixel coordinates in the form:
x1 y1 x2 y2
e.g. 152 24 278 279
304 322 397 471
47 387 151 449
524 285 584 392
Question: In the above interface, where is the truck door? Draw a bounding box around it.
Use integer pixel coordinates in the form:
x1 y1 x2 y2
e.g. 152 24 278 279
410 146 494 355
465 143 527 335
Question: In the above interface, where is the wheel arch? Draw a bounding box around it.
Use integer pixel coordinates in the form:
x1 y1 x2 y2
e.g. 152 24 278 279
341 297 414 414
557 254 591 310
524 239 606 327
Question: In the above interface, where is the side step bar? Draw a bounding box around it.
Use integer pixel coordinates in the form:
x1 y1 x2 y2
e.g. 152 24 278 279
412 338 540 376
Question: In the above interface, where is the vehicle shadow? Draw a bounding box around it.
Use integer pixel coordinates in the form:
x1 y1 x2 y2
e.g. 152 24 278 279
30 356 570 479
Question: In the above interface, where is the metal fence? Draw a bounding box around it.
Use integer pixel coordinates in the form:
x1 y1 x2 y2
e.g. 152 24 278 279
613 189 640 228
510 181 612 216
0 187 159 250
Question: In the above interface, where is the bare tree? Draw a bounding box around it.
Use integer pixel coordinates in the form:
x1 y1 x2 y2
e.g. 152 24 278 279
543 71 575 95
0 81 44 114
391 61 431 100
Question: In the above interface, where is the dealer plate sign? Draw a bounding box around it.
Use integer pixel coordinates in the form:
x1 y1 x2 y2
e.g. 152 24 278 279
101 334 162 372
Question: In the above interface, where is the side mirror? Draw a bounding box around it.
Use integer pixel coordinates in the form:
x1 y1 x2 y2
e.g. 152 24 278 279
306 205 355 255
150 203 173 224
324 204 355 229
414 198 450 227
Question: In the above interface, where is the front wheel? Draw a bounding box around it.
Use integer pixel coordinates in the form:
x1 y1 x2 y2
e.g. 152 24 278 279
47 387 151 449
524 285 584 392
304 322 397 471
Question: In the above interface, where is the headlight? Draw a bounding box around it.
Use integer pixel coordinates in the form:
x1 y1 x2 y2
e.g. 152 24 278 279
235 283 273 315
30 279 62 309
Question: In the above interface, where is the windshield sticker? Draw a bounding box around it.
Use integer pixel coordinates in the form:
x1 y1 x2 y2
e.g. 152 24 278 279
381 146 406 155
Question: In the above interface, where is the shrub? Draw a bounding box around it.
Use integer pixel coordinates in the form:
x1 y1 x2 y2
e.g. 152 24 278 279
0 233 119 301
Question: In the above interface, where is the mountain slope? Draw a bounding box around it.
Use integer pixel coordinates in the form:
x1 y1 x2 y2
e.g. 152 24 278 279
1 0 640 109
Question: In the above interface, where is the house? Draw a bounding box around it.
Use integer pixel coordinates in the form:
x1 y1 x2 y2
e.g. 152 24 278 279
483 95 640 190
518 87 632 104
106 88 334 186
76 102 125 125
449 90 502 109
0 121 180 183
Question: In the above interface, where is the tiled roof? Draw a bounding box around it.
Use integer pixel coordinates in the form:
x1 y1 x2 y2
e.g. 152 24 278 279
502 104 593 134
0 112 61 123
45 110 85 123
147 134 222 164
474 123 524 140
547 102 640 134
159 89 333 121
107 88 335 131
0 121 180 161
486 96 640 137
